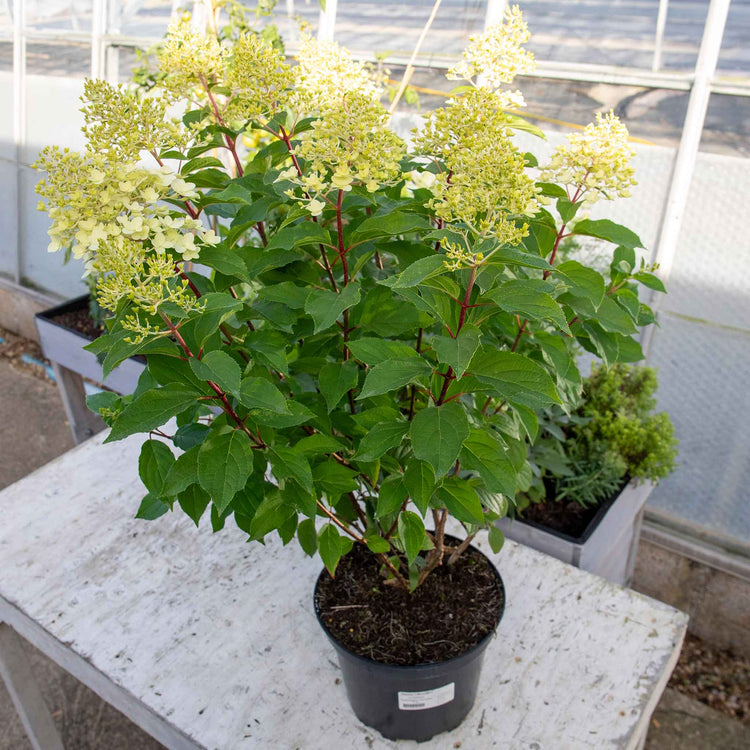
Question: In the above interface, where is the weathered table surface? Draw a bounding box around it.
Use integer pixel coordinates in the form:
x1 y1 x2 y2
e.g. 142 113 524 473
0 432 688 749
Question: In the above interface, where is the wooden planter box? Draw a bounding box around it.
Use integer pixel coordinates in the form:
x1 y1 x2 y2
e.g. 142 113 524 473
35 295 145 395
497 479 655 587
35 295 145 443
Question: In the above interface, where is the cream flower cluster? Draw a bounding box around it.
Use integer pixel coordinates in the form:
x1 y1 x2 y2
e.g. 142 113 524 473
35 149 218 269
94 236 202 341
540 111 637 203
225 32 295 123
416 88 537 248
443 240 484 272
448 5 535 100
294 32 380 109
158 18 226 95
81 79 187 162
287 92 405 214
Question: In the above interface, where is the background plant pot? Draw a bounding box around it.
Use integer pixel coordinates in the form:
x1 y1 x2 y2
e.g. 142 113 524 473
497 478 655 586
313 544 505 742
35 295 145 395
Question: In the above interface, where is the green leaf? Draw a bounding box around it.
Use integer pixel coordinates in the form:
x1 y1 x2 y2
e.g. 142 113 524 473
350 211 431 242
190 351 242 397
355 421 409 462
319 361 359 412
403 459 435 517
410 402 469 478
238 377 289 413
135 493 169 521
460 429 516 497
358 358 432 400
198 429 254 513
313 461 359 497
173 423 210 451
297 518 318 556
554 260 606 309
257 282 310 309
398 512 426 566
470 348 560 409
266 221 331 252
573 219 643 249
596 296 638 334
487 246 553 270
295 433 346 456
364 531 391 554
436 478 484 524
390 255 447 288
318 523 353 576
488 525 505 554
612 245 637 275
249 492 295 541
245 330 289 375
375 475 408 519
347 337 418 365
269 446 314 492
197 247 251 282
556 197 581 224
304 282 361 334
106 384 198 442
536 182 567 198
487 280 570 334
431 325 481 379
633 271 666 293
177 484 211 527
163 445 200 496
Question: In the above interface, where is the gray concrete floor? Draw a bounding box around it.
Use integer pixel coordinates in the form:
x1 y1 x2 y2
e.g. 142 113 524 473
0 358 748 748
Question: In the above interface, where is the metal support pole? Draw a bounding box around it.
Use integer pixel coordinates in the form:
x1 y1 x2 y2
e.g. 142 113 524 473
652 0 670 72
91 0 107 79
317 0 338 42
483 0 508 29
644 0 732 356
11 0 26 285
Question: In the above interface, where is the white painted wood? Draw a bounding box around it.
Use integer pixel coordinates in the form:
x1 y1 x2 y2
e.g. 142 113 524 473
0 434 688 749
36 312 146 395
0 624 64 750
497 480 655 586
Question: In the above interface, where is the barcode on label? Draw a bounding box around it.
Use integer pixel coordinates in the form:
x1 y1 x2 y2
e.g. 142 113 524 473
398 682 455 711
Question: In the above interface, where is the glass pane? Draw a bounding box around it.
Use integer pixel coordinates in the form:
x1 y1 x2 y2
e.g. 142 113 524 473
332 0 483 60
25 0 94 33
26 41 90 76
645 134 750 544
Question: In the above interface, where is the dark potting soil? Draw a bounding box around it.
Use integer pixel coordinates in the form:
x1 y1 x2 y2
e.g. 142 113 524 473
315 541 504 667
50 307 105 340
520 498 600 538
519 478 629 539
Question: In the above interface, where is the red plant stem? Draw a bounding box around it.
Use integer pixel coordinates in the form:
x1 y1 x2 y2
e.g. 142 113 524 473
335 189 349 284
200 75 244 178
436 266 476 405
158 312 264 448
150 150 199 219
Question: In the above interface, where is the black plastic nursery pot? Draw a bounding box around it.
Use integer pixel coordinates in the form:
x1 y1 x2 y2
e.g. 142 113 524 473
313 542 505 742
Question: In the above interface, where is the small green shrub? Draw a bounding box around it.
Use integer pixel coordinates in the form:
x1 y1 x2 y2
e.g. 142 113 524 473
523 363 678 508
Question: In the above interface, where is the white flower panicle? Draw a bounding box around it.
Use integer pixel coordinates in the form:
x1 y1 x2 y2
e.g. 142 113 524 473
540 111 637 203
448 5 536 99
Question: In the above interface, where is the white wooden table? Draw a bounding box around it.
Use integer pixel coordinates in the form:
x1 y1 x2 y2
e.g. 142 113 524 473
0 433 688 749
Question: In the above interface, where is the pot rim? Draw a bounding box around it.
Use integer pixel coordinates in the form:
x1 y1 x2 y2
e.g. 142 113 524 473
313 534 506 672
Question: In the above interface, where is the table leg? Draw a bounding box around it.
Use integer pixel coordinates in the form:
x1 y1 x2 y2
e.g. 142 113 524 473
51 362 105 444
0 624 64 750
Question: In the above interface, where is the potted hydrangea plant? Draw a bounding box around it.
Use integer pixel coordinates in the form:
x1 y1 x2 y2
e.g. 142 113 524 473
499 363 678 585
35 6 666 741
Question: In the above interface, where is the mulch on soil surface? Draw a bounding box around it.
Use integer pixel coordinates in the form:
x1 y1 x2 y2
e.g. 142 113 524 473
49 306 104 340
669 634 749 723
315 540 504 667
0 326 54 383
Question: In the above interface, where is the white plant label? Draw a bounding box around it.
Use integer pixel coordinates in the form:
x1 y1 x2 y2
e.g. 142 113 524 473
398 682 455 711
